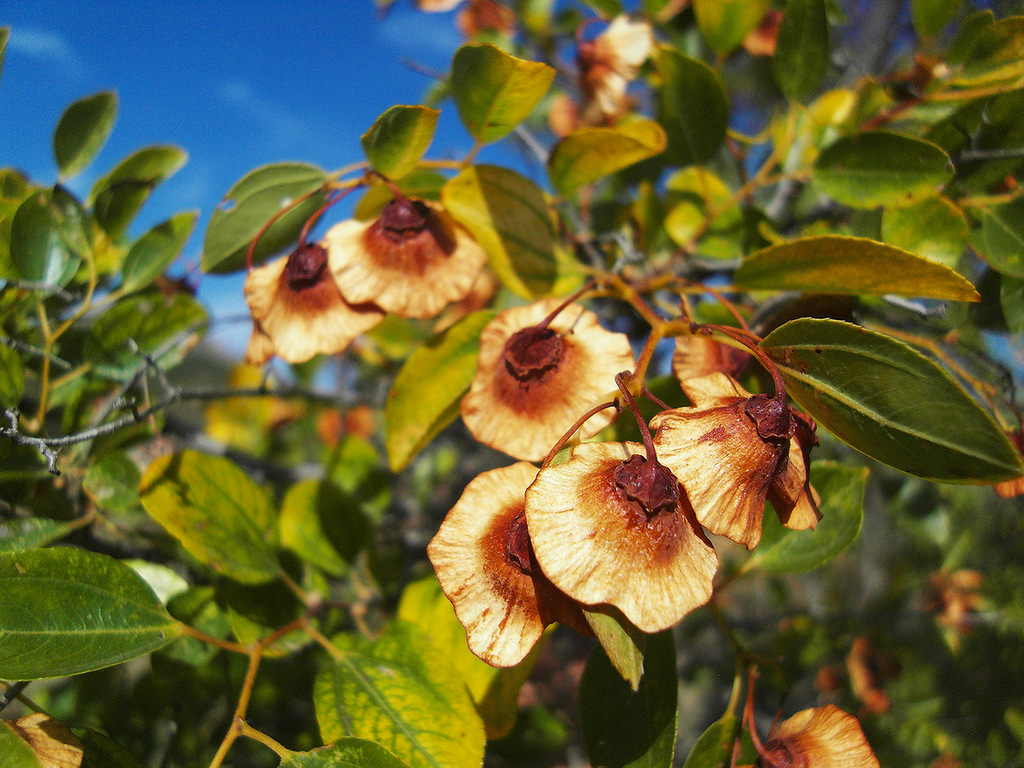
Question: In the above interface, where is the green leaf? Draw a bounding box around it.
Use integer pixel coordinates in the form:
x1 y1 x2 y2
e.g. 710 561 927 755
450 43 555 144
0 547 180 679
10 187 89 290
443 165 557 298
83 451 143 513
90 146 187 241
314 622 486 768
279 479 367 576
949 15 1024 87
0 721 42 768
385 309 495 471
761 318 1024 482
121 210 198 292
682 712 737 768
978 197 1024 278
202 161 328 273
583 606 646 691
0 517 75 553
53 91 118 179
656 48 729 167
754 461 867 572
217 578 307 655
548 120 667 196
1001 275 1024 334
692 0 769 54
911 0 962 40
361 105 439 180
0 344 24 408
282 739 415 768
663 167 745 258
735 235 978 301
83 292 207 380
772 0 829 102
579 630 677 768
881 197 967 270
813 132 953 207
77 727 149 768
139 450 281 584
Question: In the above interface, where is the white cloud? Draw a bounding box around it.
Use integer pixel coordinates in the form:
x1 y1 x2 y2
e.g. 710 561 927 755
218 79 314 150
377 7 463 62
6 28 89 80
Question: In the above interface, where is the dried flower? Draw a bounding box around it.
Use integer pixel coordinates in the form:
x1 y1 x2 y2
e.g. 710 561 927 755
325 196 487 319
525 441 718 633
671 333 749 382
651 373 818 549
756 705 880 768
428 462 589 667
993 430 1024 498
461 298 635 461
577 16 654 125
244 242 384 365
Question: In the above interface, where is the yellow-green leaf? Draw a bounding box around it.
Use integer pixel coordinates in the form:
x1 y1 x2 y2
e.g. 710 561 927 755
0 721 42 768
361 105 439 180
693 0 769 54
735 235 979 301
948 15 1024 87
881 197 967 270
978 196 1024 278
122 210 198 292
450 44 555 144
282 739 414 768
912 0 963 40
548 120 666 196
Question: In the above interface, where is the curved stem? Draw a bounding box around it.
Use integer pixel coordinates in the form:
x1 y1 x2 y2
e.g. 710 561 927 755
705 324 786 400
540 399 618 469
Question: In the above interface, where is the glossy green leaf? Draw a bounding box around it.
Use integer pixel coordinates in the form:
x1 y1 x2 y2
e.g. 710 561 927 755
314 622 486 768
754 461 867 572
443 165 557 298
450 43 555 144
90 146 187 240
121 210 198 292
814 132 953 207
881 197 967 270
83 292 207 380
1001 275 1024 334
53 91 117 179
0 344 24 407
735 235 978 301
282 739 415 768
0 547 180 679
911 0 962 39
979 197 1024 278
692 0 769 54
762 318 1024 482
385 310 495 471
773 0 829 102
584 606 646 691
0 517 74 553
948 15 1024 87
548 120 667 196
202 161 328 273
10 187 89 290
361 105 439 180
682 712 737 768
139 450 281 584
279 479 367 576
656 48 729 167
0 721 41 768
83 451 143 513
579 630 677 768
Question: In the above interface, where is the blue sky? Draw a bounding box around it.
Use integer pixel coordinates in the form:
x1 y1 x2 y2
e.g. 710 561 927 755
1 2 495 354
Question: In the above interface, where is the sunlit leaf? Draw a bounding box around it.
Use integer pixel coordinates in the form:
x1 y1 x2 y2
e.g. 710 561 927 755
762 318 1024 482
202 161 328 273
443 165 558 298
0 517 74 553
139 450 281 584
281 739 414 768
692 0 769 54
881 197 967 270
10 187 89 290
735 235 978 301
663 167 745 258
121 210 198 292
911 0 962 39
83 292 207 380
978 197 1024 278
279 479 368 577
53 91 117 179
385 310 495 471
361 105 439 180
0 344 24 408
0 547 180 679
579 630 677 768
814 132 953 207
682 712 737 768
90 146 187 240
583 606 646 691
948 15 1024 87
773 0 829 102
548 120 667 196
450 43 555 144
314 622 486 768
754 461 867 572
656 48 729 167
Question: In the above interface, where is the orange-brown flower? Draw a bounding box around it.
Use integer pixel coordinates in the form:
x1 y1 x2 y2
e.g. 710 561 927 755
460 298 635 462
324 196 487 319
427 462 590 667
525 441 718 633
650 373 819 549
671 333 749 382
244 242 385 365
577 16 654 125
756 705 880 768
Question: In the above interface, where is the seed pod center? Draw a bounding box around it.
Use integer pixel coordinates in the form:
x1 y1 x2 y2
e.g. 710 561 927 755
380 197 430 240
614 454 680 517
504 326 565 381
505 510 538 575
284 243 328 291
